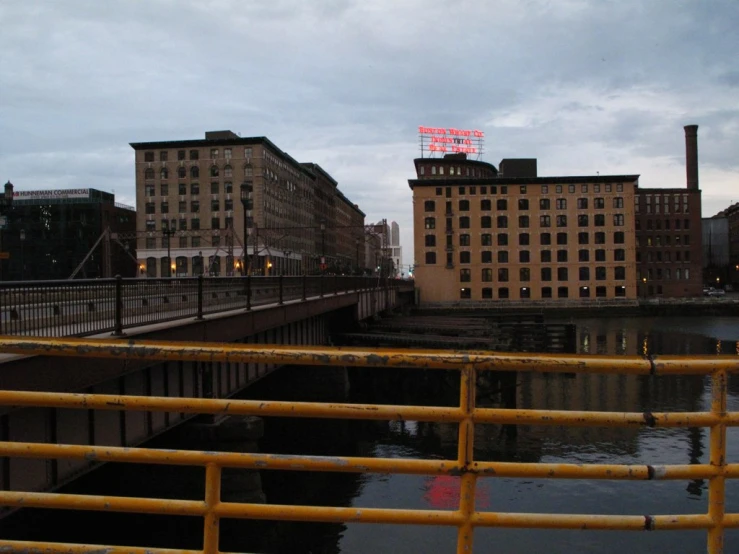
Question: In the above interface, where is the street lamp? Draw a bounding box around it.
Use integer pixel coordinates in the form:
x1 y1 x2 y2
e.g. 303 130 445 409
19 229 25 280
240 182 254 275
642 276 647 299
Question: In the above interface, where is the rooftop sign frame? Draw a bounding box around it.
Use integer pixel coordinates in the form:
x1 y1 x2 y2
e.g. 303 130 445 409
418 126 485 159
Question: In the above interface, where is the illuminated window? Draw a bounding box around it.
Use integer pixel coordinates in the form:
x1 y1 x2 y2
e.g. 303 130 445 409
424 217 435 229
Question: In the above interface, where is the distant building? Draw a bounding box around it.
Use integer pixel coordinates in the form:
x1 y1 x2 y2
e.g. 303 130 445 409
0 182 136 280
130 131 363 277
389 221 403 276
702 217 730 287
711 200 739 288
409 156 638 303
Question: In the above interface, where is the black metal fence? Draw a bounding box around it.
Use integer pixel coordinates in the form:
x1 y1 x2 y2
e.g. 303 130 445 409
0 276 408 338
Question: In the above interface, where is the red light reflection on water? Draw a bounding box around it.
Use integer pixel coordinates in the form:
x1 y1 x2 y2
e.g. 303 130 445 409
423 475 490 509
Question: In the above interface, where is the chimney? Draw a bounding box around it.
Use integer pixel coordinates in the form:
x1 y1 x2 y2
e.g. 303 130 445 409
684 124 699 190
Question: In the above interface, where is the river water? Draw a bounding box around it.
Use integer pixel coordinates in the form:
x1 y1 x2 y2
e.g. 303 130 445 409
3 316 739 553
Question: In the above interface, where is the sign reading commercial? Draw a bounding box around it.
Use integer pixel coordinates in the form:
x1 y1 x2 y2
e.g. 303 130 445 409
418 126 485 157
13 189 91 200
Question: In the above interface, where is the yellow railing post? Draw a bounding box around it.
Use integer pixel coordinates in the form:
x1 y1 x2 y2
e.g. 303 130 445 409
708 369 727 553
456 365 476 553
203 464 222 554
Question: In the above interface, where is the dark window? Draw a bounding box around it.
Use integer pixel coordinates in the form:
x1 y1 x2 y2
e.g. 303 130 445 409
459 199 470 211
558 286 569 298
579 267 590 280
191 182 200 195
445 201 453 215
596 286 607 298
498 251 509 263
519 250 530 263
178 150 186 161
519 215 530 228
190 150 199 160
595 249 606 261
459 234 470 246
481 234 492 246
145 202 155 214
425 252 436 264
160 202 169 213
211 182 219 194
210 165 219 177
460 251 471 264
191 200 200 213
540 215 551 227
579 286 590 298
498 234 508 246
596 267 606 280
542 287 552 298
556 215 567 227
482 268 493 282
614 232 625 244
541 250 552 263
460 217 470 229
614 214 625 226
496 216 507 228
594 198 604 209
145 220 156 231
594 214 605 226
179 201 187 213
435 187 442 196
481 216 492 228
482 288 493 299
424 200 435 211
446 187 452 198
144 168 155 180
556 233 568 245
425 235 436 247
499 287 509 299
482 251 493 263
614 266 626 280
458 186 465 195
557 268 568 281
614 249 625 261
497 199 507 210
595 232 605 244
145 184 155 196
211 217 220 230
577 198 588 209
519 233 530 246
578 249 589 262
540 232 551 245
684 219 690 229
191 218 200 230
613 197 624 208
541 268 552 281
518 199 529 210
481 199 492 210
460 288 471 299
556 198 567 209
144 151 154 162
615 286 626 297
578 214 589 227
540 198 551 210
160 168 169 180
178 167 186 178
498 268 509 282
425 217 436 229
520 287 531 298
557 250 568 262
211 199 220 211
578 232 589 245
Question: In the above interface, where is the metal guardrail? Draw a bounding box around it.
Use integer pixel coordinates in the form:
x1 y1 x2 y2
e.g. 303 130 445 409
0 276 407 337
0 337 736 553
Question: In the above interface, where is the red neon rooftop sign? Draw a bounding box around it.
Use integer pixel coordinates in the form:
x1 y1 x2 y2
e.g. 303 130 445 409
418 126 485 156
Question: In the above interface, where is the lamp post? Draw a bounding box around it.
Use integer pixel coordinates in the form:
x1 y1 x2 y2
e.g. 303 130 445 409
240 182 254 275
642 276 647 299
163 218 176 277
19 229 25 280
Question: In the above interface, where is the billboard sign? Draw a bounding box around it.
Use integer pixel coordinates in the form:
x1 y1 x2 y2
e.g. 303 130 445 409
13 189 91 200
418 126 484 157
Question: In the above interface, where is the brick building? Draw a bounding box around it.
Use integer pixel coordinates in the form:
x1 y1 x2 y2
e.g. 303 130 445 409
131 131 363 277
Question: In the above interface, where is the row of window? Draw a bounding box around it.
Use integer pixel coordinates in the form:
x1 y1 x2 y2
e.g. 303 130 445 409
424 197 624 212
638 268 692 281
144 165 251 180
145 182 235 197
637 219 691 230
144 147 253 162
459 286 628 300
423 215 626 230
425 249 625 265
144 217 234 232
433 183 625 197
420 165 487 177
636 251 691 263
425 231 626 247
145 200 235 214
638 235 691 247
457 266 627 282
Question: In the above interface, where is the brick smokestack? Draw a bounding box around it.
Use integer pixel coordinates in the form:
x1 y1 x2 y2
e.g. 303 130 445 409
684 124 699 190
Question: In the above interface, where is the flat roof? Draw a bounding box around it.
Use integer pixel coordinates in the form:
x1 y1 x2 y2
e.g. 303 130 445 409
408 174 640 189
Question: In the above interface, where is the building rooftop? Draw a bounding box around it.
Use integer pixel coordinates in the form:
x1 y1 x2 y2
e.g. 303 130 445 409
408 174 640 189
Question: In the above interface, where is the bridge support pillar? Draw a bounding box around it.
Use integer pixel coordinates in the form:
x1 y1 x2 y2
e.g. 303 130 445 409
188 415 266 504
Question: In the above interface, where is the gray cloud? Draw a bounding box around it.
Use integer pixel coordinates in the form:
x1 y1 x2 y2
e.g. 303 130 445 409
1 0 738 263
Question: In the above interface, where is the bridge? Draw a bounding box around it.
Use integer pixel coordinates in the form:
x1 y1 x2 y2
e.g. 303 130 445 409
0 275 413 495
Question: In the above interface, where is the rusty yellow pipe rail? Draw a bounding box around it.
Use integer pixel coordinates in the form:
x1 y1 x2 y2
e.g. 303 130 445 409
0 336 736 554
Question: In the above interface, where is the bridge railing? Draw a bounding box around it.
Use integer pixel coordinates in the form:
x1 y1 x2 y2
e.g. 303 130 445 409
0 337 736 553
0 276 406 337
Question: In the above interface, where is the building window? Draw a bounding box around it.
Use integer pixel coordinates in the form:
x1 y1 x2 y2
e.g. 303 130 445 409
569 185 576 193
594 198 604 209
424 200 435 211
579 286 590 298
614 266 625 280
499 287 510 299
225 182 233 194
518 215 530 228
481 234 492 246
144 151 154 162
496 216 507 228
540 215 551 227
579 267 590 280
460 287 471 299
210 165 219 177
191 218 200 230
425 235 436 247
191 182 200 195
556 215 567 227
482 268 493 282
211 217 220 229
481 216 492 228
145 202 155 214
520 267 530 282
498 251 509 263
557 250 568 262
556 233 568 245
519 250 530 263
460 217 471 229
179 201 187 213
541 268 552 281
459 199 470 211
498 234 508 246
615 286 625 297
160 167 169 180
520 287 531 299
578 232 589 244
614 214 625 226
497 199 507 210
482 288 493 299
541 250 552 263
577 198 588 209
542 287 552 298
578 214 589 227
145 220 156 231
145 168 155 180
595 249 606 262
481 199 492 210
225 199 233 211
518 199 529 210
191 201 200 213
425 252 436 264
519 233 530 246
191 166 200 178
556 198 567 210
613 197 624 208
614 232 625 244
558 286 569 298
594 214 605 226
179 219 187 231
460 269 471 282
617 183 623 192
540 198 551 210
556 185 563 193
540 232 551 245
145 184 155 197
595 267 607 281
189 150 199 160
595 232 605 244
459 234 471 246
578 249 589 262
482 251 493 263
557 268 569 282
614 249 625 261
209 182 219 195
498 268 509 282
145 237 156 249
425 217 436 229
460 251 471 264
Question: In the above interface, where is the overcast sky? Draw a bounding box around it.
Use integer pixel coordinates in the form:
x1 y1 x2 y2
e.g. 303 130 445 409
2 0 738 268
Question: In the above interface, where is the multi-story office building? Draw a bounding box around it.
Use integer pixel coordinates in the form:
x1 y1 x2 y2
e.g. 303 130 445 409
389 221 403 276
634 126 703 297
131 131 363 277
0 182 136 280
334 190 365 272
409 155 639 303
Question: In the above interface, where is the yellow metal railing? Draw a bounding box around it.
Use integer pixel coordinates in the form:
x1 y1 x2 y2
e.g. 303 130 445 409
0 336 737 553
